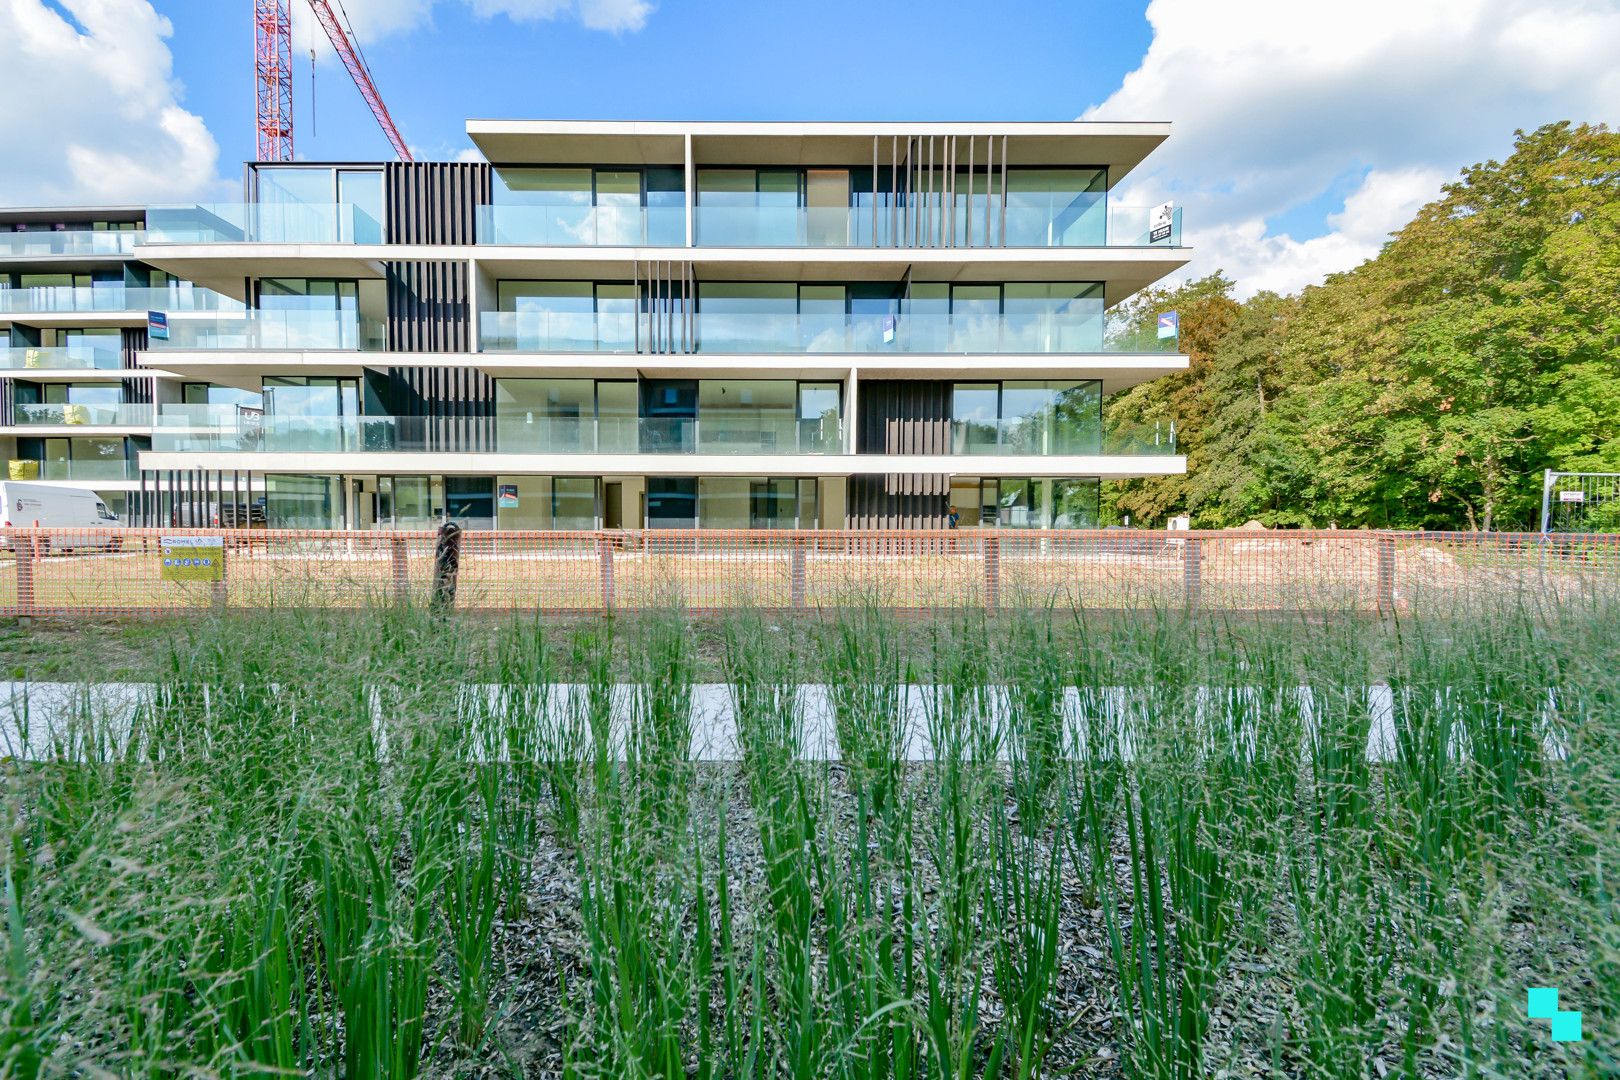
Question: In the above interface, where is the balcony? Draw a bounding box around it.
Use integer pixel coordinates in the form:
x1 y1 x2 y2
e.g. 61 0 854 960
0 286 242 316
0 230 142 257
152 413 843 455
475 205 684 246
480 310 636 352
12 403 153 427
948 418 1178 456
7 458 135 482
145 309 384 351
143 203 383 245
479 308 1180 354
691 203 1181 248
1 347 122 372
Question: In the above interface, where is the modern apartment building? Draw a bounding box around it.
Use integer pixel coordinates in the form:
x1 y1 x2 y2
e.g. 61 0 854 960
1 121 1189 531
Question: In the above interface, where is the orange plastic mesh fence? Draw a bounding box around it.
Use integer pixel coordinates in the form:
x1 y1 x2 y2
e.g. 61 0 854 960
1 527 1617 617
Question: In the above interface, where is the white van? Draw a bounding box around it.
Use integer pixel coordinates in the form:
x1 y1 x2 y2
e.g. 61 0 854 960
0 481 124 552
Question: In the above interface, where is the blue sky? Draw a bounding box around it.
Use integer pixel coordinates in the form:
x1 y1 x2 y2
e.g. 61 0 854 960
5 0 1616 295
148 0 1157 165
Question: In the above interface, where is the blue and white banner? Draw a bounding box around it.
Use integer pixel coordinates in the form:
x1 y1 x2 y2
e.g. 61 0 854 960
1157 311 1180 340
147 311 169 341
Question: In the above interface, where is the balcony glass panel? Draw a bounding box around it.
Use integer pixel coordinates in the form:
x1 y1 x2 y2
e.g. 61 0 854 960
143 203 382 244
474 204 684 246
0 230 141 257
153 412 840 456
8 457 134 482
146 309 381 350
1003 169 1107 247
13 402 151 426
0 285 241 315
948 417 1177 456
0 346 121 371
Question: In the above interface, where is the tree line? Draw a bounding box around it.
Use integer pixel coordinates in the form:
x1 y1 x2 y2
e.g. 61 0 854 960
1103 122 1619 531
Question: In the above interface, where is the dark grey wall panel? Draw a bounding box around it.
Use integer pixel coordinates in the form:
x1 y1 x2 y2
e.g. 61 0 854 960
0 379 12 427
384 161 491 245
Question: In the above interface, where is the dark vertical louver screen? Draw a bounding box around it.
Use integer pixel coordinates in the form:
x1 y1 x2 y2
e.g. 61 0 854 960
383 160 490 354
848 379 952 528
121 328 152 404
0 379 13 427
385 261 472 353
383 366 494 452
384 161 491 245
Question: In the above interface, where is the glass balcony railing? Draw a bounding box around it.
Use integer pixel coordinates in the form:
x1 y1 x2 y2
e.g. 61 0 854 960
948 418 1179 456
12 403 153 427
0 230 142 257
0 286 242 315
475 205 684 246
479 309 1180 355
7 458 135 481
145 309 384 351
143 203 383 244
479 310 637 352
0 347 122 371
696 310 1180 354
151 413 843 455
692 202 1181 248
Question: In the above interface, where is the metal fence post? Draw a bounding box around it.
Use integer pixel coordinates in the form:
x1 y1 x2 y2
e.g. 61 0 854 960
984 533 1000 612
1376 534 1396 613
390 536 410 605
790 538 808 609
597 534 615 612
1183 536 1202 613
432 521 462 611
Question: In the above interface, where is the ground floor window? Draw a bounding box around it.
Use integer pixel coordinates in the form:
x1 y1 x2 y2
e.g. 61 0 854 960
947 476 1099 529
264 474 343 529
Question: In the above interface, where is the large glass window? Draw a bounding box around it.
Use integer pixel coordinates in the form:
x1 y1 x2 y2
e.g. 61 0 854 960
337 170 384 243
264 474 341 529
1003 283 1104 351
40 327 120 367
1004 169 1107 247
41 436 127 480
696 283 797 351
697 380 796 453
378 476 434 529
494 281 636 351
183 383 263 408
552 477 598 529
258 278 361 349
490 167 682 245
43 383 122 406
496 378 596 452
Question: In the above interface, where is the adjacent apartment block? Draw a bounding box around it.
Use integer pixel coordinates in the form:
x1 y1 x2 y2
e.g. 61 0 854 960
0 121 1189 531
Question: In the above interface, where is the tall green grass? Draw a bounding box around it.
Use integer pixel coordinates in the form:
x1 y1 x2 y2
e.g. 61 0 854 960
0 595 1615 1077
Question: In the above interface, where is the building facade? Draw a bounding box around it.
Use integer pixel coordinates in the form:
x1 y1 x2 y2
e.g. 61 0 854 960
1 121 1189 531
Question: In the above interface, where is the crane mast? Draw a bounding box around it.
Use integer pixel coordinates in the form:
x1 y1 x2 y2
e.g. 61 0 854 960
253 0 412 163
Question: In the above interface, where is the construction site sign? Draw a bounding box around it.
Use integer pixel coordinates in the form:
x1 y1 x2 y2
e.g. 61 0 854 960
161 536 225 582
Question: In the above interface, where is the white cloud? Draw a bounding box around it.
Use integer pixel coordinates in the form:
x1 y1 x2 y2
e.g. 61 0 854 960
0 0 227 206
1086 0 1620 295
298 0 653 47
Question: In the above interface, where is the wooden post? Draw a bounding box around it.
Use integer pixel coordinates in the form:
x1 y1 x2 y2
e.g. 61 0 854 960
1376 535 1396 614
790 538 807 609
390 536 410 605
432 521 462 611
1183 536 1202 613
597 534 615 612
983 533 1000 613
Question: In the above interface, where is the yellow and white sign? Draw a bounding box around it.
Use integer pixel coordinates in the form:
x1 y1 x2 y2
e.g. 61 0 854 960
160 536 225 582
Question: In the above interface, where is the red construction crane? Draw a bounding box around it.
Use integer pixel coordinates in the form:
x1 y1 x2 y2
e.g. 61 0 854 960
254 0 413 163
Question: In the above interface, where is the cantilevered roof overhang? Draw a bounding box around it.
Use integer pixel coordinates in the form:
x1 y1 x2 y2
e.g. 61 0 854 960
466 120 1171 187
